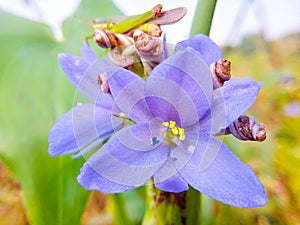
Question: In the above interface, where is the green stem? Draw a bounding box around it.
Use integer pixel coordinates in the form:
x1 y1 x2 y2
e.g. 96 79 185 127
185 187 202 225
190 0 218 36
142 182 201 225
108 194 131 225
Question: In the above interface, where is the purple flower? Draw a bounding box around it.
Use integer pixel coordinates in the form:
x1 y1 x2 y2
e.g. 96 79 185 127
76 35 267 207
49 35 267 208
48 43 123 157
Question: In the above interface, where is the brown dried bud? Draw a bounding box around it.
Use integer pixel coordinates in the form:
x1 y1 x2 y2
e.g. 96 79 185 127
108 45 139 68
97 72 110 93
210 59 231 89
133 30 163 62
143 24 162 37
94 29 133 49
134 24 162 37
224 115 266 142
153 4 163 16
94 30 117 48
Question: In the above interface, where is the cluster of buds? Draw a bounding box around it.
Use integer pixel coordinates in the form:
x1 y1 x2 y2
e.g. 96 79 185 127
90 4 187 76
91 5 174 76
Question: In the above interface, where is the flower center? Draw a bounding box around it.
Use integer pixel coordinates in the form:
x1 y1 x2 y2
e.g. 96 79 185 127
162 120 185 141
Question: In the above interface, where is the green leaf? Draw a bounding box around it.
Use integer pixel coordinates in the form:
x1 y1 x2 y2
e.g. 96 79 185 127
0 1 122 224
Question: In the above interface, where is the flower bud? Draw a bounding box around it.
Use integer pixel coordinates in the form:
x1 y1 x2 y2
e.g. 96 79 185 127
108 45 139 68
94 29 133 49
224 115 266 142
137 23 162 37
210 59 231 89
133 29 163 62
97 72 110 93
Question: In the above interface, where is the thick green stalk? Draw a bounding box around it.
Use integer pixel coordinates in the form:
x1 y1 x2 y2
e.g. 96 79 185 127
190 0 218 36
142 182 201 225
108 194 132 225
185 187 202 224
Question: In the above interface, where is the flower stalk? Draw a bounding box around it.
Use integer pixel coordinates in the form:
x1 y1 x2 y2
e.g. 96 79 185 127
108 194 132 225
142 181 201 225
190 0 217 36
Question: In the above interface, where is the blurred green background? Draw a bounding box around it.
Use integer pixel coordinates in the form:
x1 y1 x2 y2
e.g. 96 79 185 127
0 0 299 224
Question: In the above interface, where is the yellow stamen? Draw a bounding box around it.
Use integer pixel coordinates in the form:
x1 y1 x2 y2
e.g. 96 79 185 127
169 120 176 128
178 128 185 140
179 134 186 141
178 127 184 135
162 121 169 127
162 120 185 141
171 127 178 134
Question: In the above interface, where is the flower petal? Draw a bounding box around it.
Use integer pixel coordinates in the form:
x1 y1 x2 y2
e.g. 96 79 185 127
103 123 169 166
145 81 196 127
48 103 122 156
153 131 199 185
154 174 188 193
106 65 153 123
80 147 165 187
80 42 98 62
75 58 114 104
95 92 115 110
176 34 223 65
78 163 137 193
210 78 262 134
179 136 268 208
58 45 115 106
58 53 90 88
148 47 213 125
153 149 190 193
58 44 97 94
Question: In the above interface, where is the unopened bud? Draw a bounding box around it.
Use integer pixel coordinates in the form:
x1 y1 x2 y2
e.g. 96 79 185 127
94 30 133 49
108 45 139 68
224 115 266 142
137 23 162 37
133 30 163 62
153 4 163 16
97 72 110 93
210 59 231 89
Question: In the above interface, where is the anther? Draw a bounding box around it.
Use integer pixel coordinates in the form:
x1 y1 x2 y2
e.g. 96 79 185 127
162 120 185 141
169 121 176 128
